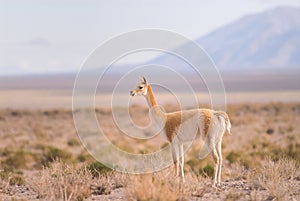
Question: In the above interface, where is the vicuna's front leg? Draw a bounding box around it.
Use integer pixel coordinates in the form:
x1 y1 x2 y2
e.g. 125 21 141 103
179 144 184 179
171 143 185 179
178 144 185 179
171 144 179 176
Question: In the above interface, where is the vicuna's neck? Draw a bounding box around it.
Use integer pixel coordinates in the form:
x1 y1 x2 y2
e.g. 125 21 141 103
145 85 164 118
146 85 157 107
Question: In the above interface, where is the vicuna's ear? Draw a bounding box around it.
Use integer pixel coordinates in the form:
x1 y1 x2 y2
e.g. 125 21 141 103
142 76 147 85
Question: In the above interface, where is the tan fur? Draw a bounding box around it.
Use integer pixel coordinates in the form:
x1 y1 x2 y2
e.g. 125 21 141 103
162 109 216 142
199 109 212 138
164 112 182 142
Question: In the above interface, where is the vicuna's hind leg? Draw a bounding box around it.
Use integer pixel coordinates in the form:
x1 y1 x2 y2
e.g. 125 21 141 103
216 140 223 185
212 148 219 187
171 144 179 176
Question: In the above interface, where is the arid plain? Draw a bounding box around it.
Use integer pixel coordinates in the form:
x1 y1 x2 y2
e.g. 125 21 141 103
0 87 299 201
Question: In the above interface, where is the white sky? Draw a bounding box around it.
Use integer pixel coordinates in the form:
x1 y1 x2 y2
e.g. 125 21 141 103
0 0 299 75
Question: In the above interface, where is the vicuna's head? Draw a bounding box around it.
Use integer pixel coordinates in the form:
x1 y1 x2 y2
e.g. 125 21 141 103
130 76 148 96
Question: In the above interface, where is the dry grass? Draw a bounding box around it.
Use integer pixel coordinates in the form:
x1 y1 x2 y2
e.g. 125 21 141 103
28 161 92 201
91 171 126 196
250 158 300 201
27 161 127 201
125 170 210 201
0 102 299 200
126 172 180 201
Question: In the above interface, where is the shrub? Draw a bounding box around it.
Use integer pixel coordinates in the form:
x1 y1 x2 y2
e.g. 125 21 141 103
77 154 86 162
186 159 198 170
1 150 35 170
268 142 300 163
67 138 81 147
9 175 25 185
0 171 25 185
198 164 214 178
40 146 73 167
226 151 241 164
86 161 111 177
226 151 255 169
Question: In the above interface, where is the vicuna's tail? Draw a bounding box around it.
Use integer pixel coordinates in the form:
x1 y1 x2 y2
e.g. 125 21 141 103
215 111 231 135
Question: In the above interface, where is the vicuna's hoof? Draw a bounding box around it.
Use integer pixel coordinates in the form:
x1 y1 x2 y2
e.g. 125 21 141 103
212 183 222 189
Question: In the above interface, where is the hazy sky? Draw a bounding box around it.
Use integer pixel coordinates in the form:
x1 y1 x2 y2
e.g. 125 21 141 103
1 0 300 75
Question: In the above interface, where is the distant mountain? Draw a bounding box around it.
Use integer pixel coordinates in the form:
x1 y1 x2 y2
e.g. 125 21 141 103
1 6 300 92
154 6 300 71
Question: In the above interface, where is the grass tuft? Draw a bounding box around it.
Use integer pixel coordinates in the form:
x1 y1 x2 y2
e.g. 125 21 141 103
29 162 92 201
250 157 299 200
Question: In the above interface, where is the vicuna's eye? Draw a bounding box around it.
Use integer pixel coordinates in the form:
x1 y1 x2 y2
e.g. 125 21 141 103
139 86 143 89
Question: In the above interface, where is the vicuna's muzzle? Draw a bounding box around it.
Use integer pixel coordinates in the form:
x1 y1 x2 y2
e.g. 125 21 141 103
130 90 136 96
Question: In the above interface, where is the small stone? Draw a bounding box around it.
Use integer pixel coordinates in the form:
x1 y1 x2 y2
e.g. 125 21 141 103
266 128 274 135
